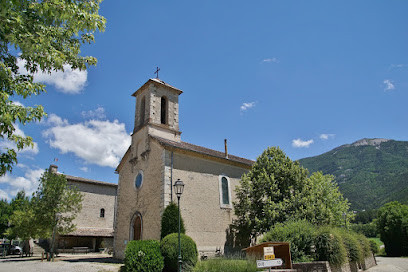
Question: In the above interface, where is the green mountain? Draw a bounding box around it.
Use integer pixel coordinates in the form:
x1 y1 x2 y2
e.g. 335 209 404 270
298 138 408 210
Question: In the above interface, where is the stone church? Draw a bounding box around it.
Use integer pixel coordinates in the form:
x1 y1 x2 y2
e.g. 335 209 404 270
113 78 253 259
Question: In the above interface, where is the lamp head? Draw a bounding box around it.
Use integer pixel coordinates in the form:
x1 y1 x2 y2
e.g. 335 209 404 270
173 179 184 197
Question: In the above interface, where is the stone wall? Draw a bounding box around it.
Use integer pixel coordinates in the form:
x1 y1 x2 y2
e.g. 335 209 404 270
292 255 377 272
68 180 116 231
114 139 165 259
169 151 248 254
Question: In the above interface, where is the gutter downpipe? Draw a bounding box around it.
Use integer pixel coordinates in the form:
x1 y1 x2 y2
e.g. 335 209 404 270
171 151 173 202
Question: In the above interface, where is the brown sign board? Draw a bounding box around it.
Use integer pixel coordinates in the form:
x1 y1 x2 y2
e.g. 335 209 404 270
243 242 292 269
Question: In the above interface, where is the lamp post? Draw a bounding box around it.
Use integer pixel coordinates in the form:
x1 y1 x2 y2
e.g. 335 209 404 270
173 179 184 272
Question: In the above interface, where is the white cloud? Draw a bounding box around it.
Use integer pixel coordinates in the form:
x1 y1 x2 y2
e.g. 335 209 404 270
81 107 106 120
320 134 335 140
43 114 131 168
383 79 395 91
80 167 89 172
44 113 69 126
292 138 314 148
240 102 256 112
0 123 39 155
17 58 87 94
262 58 280 63
0 168 44 199
389 64 408 70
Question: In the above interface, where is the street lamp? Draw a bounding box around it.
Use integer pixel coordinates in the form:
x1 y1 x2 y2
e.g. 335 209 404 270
173 179 184 272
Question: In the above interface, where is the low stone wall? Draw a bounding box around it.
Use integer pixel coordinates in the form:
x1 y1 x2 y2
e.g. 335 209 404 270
361 253 376 270
292 254 377 272
293 261 331 272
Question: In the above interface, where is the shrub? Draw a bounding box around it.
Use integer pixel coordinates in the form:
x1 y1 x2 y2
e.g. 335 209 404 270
193 258 257 272
161 233 198 272
338 230 363 263
314 227 347 267
350 222 378 238
161 202 185 239
377 201 408 256
355 233 372 258
369 239 379 254
124 240 164 272
261 219 315 263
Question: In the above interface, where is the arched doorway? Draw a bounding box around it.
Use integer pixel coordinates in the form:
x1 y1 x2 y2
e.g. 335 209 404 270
130 212 142 240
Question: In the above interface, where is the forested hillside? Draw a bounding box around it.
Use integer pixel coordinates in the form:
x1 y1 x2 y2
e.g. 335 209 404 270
299 138 408 210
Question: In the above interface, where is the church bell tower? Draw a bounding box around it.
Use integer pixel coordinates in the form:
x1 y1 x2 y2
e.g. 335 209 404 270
132 78 182 142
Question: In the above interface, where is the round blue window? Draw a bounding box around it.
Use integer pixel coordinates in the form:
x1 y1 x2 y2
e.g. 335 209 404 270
135 173 143 188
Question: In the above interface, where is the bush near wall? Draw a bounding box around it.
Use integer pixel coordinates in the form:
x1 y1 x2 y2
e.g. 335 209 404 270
338 229 363 263
314 227 348 267
160 202 185 239
124 240 164 272
261 219 315 263
193 258 257 272
260 220 375 267
160 233 198 272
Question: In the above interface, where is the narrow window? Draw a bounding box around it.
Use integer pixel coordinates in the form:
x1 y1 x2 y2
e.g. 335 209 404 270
221 177 230 205
140 96 145 126
100 208 105 218
160 96 167 124
219 175 232 208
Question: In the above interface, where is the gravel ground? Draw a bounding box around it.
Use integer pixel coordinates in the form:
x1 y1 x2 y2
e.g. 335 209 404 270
0 253 123 272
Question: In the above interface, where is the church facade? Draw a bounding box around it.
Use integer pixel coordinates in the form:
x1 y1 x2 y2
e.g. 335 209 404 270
113 78 253 259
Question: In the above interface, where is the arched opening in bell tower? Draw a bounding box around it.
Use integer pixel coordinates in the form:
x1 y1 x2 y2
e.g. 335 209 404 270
160 96 167 125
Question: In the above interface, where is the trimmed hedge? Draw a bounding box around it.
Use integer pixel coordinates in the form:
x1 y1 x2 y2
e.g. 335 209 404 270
124 240 164 272
161 233 198 272
161 202 186 239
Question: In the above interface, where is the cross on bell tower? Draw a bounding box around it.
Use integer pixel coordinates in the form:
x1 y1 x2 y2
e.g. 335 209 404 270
154 67 160 79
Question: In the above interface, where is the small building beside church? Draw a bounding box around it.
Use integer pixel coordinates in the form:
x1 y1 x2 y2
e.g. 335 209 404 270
113 78 253 259
48 165 117 252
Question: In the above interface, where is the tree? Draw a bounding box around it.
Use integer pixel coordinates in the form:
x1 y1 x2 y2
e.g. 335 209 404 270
233 147 351 244
303 172 352 227
0 198 12 236
1 190 30 239
31 170 83 238
0 0 106 176
7 169 83 255
377 201 408 256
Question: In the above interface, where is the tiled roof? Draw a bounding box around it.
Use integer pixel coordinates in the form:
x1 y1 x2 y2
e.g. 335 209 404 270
65 175 117 188
151 136 254 167
63 228 114 237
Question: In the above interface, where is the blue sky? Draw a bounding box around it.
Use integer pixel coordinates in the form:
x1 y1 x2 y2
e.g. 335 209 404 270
1 1 407 200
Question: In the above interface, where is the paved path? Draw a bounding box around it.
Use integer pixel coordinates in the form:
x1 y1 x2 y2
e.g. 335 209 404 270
367 257 408 272
0 253 122 272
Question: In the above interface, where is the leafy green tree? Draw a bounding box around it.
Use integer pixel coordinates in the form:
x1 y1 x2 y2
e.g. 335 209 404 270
7 170 83 251
0 198 12 236
31 170 83 238
0 0 106 176
2 190 30 239
233 147 351 244
303 172 352 227
377 201 408 256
